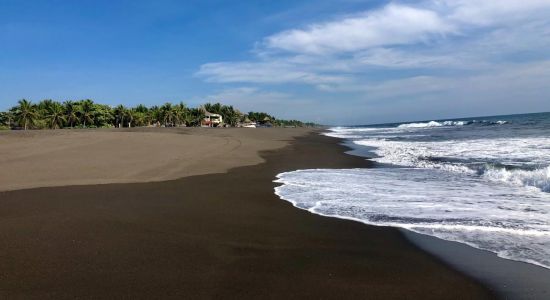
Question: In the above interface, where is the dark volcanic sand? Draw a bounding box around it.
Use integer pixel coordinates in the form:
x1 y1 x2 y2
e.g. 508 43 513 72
0 132 494 299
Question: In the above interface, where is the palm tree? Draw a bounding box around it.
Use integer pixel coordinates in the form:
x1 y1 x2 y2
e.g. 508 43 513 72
45 102 66 129
93 104 114 128
133 111 146 127
0 111 14 128
113 105 126 128
78 99 95 128
63 101 79 128
203 102 222 114
173 102 188 126
203 103 212 113
221 105 240 126
38 99 55 111
125 109 134 128
134 104 148 113
161 103 175 126
189 107 205 127
149 105 161 126
14 99 38 130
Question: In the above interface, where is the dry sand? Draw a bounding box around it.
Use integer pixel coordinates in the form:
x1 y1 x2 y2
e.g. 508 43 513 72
0 127 310 192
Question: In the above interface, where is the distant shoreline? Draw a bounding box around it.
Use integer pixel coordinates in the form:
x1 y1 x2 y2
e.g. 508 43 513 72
0 99 317 130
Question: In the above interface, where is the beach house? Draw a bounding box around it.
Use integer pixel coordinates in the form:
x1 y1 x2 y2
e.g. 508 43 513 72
202 111 223 127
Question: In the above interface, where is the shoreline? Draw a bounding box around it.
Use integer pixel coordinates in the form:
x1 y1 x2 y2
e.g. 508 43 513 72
328 133 550 299
0 129 492 298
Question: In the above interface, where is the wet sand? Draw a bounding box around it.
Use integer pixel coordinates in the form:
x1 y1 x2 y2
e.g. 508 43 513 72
0 129 493 298
402 230 550 299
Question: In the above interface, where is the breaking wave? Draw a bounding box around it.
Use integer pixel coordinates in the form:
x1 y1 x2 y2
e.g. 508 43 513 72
351 137 550 193
396 120 507 128
275 168 550 269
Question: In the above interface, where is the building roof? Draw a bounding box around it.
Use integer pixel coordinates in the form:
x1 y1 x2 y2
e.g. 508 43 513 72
204 111 221 117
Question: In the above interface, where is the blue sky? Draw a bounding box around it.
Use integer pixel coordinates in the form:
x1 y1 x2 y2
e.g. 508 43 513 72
1 0 549 125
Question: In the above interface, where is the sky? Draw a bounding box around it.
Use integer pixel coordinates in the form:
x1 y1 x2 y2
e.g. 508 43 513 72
1 0 549 125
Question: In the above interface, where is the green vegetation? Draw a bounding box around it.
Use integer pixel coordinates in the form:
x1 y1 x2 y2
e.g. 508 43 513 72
0 99 317 130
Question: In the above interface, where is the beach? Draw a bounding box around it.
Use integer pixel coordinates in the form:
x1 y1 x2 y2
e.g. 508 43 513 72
0 128 492 298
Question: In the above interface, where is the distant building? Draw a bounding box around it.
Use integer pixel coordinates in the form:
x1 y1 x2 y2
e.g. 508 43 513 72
239 117 256 128
202 111 223 127
259 116 272 127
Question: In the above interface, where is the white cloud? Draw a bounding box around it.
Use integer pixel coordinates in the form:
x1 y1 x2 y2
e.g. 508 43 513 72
318 75 454 97
196 61 349 84
264 4 454 54
353 48 461 68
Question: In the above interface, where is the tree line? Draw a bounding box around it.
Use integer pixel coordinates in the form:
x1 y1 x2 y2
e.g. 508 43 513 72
0 99 316 130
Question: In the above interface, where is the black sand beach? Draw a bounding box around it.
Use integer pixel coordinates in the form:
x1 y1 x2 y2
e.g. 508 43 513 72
0 131 493 299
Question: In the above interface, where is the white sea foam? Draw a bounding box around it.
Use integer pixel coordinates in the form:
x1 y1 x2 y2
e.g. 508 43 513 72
275 168 550 269
484 166 550 193
327 125 550 192
395 120 506 128
325 126 397 139
352 137 550 192
397 120 468 128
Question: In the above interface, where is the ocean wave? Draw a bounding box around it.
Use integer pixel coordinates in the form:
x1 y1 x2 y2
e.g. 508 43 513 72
353 137 550 192
483 165 550 193
274 168 550 269
326 120 508 140
325 126 399 139
396 119 507 128
397 120 470 128
477 120 508 125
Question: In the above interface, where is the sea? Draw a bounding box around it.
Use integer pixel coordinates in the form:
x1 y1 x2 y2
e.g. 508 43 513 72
274 112 550 269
